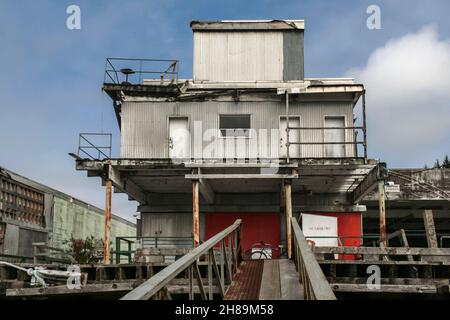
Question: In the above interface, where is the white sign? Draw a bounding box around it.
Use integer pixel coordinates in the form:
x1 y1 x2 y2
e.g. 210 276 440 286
385 184 400 193
301 213 338 247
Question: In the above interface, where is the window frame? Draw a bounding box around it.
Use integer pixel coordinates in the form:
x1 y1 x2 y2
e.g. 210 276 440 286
218 114 252 139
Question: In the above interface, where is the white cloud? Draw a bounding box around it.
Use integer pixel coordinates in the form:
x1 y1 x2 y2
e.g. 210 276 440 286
347 25 450 166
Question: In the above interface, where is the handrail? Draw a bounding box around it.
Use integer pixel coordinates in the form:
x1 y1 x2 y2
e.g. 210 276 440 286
121 219 242 300
77 133 112 160
114 236 194 263
104 58 179 85
291 218 337 300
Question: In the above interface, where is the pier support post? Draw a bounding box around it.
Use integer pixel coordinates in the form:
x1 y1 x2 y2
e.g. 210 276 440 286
192 180 200 247
103 180 113 264
378 180 387 247
284 181 293 259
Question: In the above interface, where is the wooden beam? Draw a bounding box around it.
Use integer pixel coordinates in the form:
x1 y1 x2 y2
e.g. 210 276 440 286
423 210 438 248
349 163 385 204
106 165 147 204
193 261 207 300
192 180 200 247
284 182 293 259
314 246 450 256
103 180 112 265
330 283 437 294
378 181 387 247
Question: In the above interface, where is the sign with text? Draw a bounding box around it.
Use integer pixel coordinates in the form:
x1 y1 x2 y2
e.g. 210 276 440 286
301 213 338 247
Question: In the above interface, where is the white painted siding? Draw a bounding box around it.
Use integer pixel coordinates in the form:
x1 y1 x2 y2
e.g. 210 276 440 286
120 101 356 159
193 32 284 82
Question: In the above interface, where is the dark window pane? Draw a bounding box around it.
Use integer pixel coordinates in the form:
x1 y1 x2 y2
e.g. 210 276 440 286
219 115 251 130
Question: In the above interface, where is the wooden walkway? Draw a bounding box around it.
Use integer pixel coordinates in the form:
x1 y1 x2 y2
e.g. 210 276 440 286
224 259 304 300
224 260 264 300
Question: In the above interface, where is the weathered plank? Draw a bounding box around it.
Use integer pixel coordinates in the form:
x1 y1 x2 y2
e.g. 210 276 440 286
279 259 303 300
314 246 450 256
330 283 437 294
423 210 438 248
259 260 281 300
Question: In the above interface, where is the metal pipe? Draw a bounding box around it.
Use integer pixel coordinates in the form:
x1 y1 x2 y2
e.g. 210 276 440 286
285 91 290 163
362 91 368 162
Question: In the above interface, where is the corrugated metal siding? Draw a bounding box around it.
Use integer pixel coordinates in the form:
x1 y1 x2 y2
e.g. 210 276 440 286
51 197 136 250
3 224 19 255
140 212 205 242
193 32 284 81
121 101 355 159
18 228 47 257
283 31 304 80
141 213 192 238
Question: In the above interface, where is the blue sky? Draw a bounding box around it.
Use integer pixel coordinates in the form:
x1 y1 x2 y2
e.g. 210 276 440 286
1 0 449 221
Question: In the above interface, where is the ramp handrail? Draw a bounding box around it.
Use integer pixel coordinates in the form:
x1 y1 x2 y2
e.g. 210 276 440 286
121 219 242 300
291 218 337 300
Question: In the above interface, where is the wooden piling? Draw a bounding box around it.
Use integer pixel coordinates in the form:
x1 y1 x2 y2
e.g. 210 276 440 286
378 180 387 247
285 181 293 259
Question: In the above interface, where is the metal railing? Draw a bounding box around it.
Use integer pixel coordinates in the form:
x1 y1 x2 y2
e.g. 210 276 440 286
33 242 76 264
78 133 112 160
121 219 242 300
0 254 33 263
114 236 194 264
291 217 337 300
283 91 368 162
104 58 179 85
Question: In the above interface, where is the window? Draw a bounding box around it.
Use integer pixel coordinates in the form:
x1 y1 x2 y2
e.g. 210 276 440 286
219 115 251 137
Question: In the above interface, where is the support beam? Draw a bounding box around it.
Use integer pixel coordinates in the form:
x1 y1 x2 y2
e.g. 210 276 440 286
284 181 293 259
378 180 387 247
103 180 113 264
349 163 387 204
192 180 200 247
106 165 147 204
423 210 438 248
199 179 215 204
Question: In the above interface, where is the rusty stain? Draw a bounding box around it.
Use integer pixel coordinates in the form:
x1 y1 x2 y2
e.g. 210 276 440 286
224 260 264 300
193 180 200 247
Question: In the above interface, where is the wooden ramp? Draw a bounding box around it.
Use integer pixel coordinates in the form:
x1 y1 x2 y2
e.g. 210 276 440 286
224 259 303 300
259 259 304 300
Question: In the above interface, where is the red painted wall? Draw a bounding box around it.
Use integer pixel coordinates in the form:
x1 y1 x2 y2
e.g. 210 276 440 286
204 212 281 257
306 212 362 260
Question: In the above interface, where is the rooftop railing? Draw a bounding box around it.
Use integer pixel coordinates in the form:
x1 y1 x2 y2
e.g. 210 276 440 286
104 58 179 85
77 133 112 160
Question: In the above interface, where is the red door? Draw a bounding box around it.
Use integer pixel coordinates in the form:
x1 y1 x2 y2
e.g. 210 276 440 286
204 212 281 258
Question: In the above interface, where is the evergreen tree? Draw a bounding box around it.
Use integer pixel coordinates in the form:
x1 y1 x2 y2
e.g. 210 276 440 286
444 155 450 168
434 159 441 168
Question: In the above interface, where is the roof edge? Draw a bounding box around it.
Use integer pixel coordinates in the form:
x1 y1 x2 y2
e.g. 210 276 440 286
191 19 305 31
